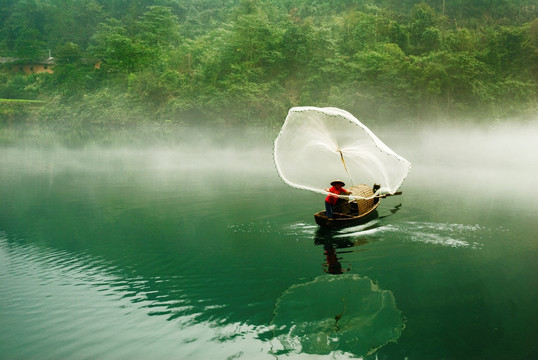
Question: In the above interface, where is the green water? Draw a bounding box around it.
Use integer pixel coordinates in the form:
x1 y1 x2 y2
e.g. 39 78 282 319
1 123 537 359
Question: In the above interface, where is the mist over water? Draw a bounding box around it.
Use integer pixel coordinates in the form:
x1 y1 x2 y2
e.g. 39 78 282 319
397 121 538 190
1 119 537 359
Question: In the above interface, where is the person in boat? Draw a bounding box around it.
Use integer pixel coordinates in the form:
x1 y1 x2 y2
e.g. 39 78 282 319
324 180 351 219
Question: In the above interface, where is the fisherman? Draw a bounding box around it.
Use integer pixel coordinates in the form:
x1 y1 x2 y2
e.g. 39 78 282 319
324 180 351 219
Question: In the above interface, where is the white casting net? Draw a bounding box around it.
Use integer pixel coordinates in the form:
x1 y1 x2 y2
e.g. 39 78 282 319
273 107 411 199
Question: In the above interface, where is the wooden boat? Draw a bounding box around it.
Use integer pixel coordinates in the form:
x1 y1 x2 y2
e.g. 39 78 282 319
314 202 379 228
314 184 391 228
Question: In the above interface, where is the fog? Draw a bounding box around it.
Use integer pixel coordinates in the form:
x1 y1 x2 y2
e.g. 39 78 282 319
0 125 275 175
1 119 537 197
390 120 538 197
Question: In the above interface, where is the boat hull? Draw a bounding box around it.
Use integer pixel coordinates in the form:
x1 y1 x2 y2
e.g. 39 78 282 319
314 202 379 228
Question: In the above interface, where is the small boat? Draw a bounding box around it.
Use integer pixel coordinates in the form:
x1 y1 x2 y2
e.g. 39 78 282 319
273 107 410 227
314 184 381 228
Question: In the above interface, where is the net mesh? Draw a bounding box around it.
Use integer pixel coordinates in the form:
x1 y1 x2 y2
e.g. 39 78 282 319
274 107 411 199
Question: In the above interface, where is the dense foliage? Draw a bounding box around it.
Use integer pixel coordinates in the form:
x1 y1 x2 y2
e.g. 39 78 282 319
1 0 537 131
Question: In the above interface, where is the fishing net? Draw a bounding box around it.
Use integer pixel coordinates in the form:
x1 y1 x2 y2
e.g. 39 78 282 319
270 274 405 356
274 107 411 199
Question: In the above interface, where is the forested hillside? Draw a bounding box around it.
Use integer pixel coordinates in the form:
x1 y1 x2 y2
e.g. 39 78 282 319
1 0 537 131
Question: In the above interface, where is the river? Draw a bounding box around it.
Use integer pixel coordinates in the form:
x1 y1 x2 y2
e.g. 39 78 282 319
1 121 537 359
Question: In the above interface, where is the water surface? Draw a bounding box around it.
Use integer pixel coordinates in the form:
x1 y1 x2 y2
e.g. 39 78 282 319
1 122 537 359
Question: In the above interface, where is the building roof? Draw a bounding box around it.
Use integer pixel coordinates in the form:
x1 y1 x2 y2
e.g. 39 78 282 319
0 57 18 64
0 57 56 65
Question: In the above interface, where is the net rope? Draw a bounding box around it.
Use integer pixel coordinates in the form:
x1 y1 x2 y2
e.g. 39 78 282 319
273 107 411 199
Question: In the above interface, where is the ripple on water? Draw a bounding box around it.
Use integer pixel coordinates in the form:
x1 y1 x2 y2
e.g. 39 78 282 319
384 221 485 248
0 235 195 359
318 220 486 249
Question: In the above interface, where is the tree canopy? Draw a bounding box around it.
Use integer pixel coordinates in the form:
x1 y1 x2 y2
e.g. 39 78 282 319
0 0 536 129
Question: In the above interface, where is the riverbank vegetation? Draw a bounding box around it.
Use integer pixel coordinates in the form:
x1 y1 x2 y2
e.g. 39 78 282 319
1 0 537 142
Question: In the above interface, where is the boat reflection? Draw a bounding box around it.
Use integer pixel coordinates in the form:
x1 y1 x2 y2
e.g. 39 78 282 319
323 241 347 274
314 203 402 274
315 228 368 274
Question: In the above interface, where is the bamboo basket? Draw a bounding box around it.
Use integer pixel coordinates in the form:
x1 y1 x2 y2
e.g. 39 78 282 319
349 184 375 214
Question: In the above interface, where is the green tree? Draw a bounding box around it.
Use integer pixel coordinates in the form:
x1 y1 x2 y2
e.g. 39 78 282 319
409 3 442 55
137 6 181 51
279 16 316 78
337 10 380 55
482 25 531 77
387 21 409 53
527 18 538 81
55 42 82 64
89 18 151 74
3 0 47 58
45 0 104 50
